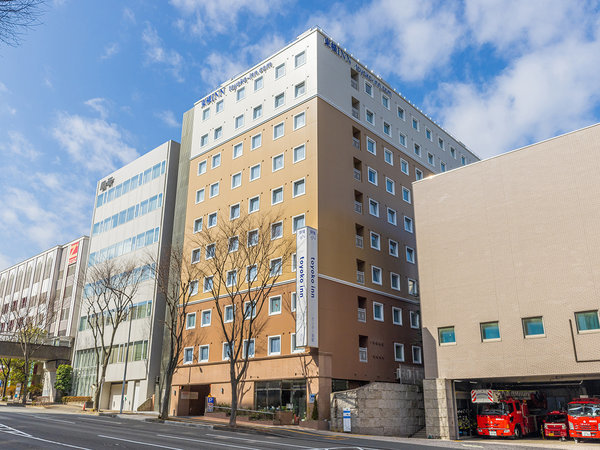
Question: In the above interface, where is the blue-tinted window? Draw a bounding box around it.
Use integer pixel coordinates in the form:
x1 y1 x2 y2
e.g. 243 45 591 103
439 327 456 344
480 322 500 341
522 317 544 336
576 311 600 332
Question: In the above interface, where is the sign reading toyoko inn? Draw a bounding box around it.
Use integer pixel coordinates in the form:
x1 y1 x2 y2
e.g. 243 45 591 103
296 227 318 348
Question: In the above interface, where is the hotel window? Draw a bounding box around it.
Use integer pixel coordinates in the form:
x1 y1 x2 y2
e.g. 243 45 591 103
293 144 305 162
412 346 422 364
440 162 447 172
522 317 545 337
391 272 400 291
291 333 302 353
253 104 263 120
246 264 257 281
209 182 219 198
293 178 305 197
230 203 240 220
229 236 239 253
406 246 415 264
271 187 283 205
425 128 432 141
461 155 466 165
193 218 202 233
235 114 244 129
383 121 391 136
185 312 196 329
251 133 262 150
250 164 261 181
272 153 284 172
244 300 257 319
199 345 209 362
295 51 306 68
248 196 260 213
394 343 405 362
370 231 380 250
200 134 208 147
397 106 405 120
367 167 378 185
275 63 285 79
415 168 423 180
202 108 210 120
387 208 397 225
399 133 406 147
294 112 305 129
203 276 213 293
427 152 434 166
243 339 255 358
191 248 201 264
233 142 243 159
291 253 297 271
183 347 193 364
211 153 221 169
385 177 395 194
382 94 390 109
269 296 282 315
368 198 379 217
274 92 285 108
254 76 263 91
439 326 456 344
404 216 413 233
189 280 199 296
412 118 419 131
268 336 281 355
438 137 444 149
231 172 242 189
401 159 409 175
371 266 382 285
402 187 412 203
224 305 234 323
291 292 297 312
195 188 205 204
273 122 284 140
271 221 283 239
205 243 215 259
364 81 373 96
408 278 418 296
247 230 259 248
414 143 421 157
214 127 222 140
295 81 305 98
270 258 282 276
481 321 500 341
226 270 237 287
373 301 384 321
575 311 600 332
384 148 393 165
236 87 245 101
389 239 399 257
366 137 376 155
410 311 420 329
292 214 305 233
198 160 207 175
365 109 374 125
216 100 224 113
392 307 402 325
450 147 456 159
208 212 217 228
222 342 233 360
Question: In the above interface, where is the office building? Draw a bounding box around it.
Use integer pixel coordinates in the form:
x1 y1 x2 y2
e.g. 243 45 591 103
170 28 478 420
72 140 180 411
413 124 600 439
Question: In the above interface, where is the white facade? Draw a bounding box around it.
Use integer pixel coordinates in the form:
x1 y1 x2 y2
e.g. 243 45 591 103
72 140 180 411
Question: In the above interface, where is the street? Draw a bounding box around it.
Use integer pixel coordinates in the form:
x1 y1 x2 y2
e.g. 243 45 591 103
0 405 570 450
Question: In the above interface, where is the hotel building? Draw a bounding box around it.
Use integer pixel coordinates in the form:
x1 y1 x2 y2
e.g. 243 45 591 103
170 28 478 419
72 140 180 411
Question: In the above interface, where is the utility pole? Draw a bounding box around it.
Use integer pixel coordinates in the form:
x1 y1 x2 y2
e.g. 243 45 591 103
119 308 133 414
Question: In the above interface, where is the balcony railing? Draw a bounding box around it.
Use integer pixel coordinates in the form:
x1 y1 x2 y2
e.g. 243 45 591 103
352 137 360 149
351 78 358 90
356 270 365 284
353 168 361 181
358 308 366 322
359 347 368 362
355 235 363 248
351 107 360 119
354 201 362 214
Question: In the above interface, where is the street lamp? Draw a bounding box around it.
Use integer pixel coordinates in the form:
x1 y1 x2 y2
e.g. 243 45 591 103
119 306 133 414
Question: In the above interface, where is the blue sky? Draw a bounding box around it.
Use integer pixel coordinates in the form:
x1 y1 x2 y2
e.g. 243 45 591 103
1 0 600 269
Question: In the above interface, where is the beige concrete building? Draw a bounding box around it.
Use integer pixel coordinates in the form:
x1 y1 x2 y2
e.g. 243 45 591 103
171 28 478 422
414 123 600 439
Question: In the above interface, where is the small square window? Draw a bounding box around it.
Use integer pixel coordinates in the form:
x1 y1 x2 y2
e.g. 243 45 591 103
195 188 205 204
415 168 423 180
254 76 263 91
214 127 222 140
203 276 213 292
246 264 257 281
408 278 418 296
406 246 415 264
404 216 413 233
392 307 402 325
425 128 432 141
401 159 409 175
441 162 447 172
273 122 284 140
270 258 282 276
397 107 405 120
385 177 395 195
368 199 379 217
198 160 207 175
383 122 391 136
394 343 404 362
382 95 389 109
522 317 545 337
268 336 281 355
202 108 210 121
291 292 297 312
269 295 282 315
575 311 600 332
247 231 258 248
412 346 422 364
387 208 397 225
438 138 444 150
275 63 285 79
370 231 380 250
366 109 374 125
250 164 261 181
389 239 399 257
251 133 262 150
271 187 283 205
207 212 217 228
292 214 305 233
366 138 376 155
253 105 263 120
216 100 224 113
223 342 233 360
226 270 237 287
367 167 378 185
229 236 239 253
439 326 456 344
236 87 245 101
384 149 393 165
481 321 500 341
427 152 434 166
271 221 283 239
224 305 234 323
371 266 382 285
209 181 219 198
294 144 306 162
414 143 421 157
412 118 419 131
200 134 208 147
249 196 260 213
235 114 244 129
183 347 194 364
233 142 243 159
294 112 305 129
274 93 285 108
211 153 221 169
243 339 255 358
295 82 306 98
191 248 201 264
293 178 305 197
399 133 406 147
272 153 284 172
193 218 203 233
205 243 215 259
295 51 306 68
231 172 242 189
230 203 240 220
189 280 199 296
402 187 412 203
186 313 196 329
410 311 420 329
373 301 384 321
291 253 297 271
365 81 373 96
461 155 467 166
199 345 209 362
450 147 456 159
201 309 212 326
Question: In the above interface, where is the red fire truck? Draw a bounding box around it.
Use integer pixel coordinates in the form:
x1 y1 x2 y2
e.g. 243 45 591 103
568 397 600 442
542 411 568 439
471 389 545 439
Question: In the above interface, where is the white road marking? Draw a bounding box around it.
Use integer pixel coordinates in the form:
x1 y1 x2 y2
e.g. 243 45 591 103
77 416 122 424
0 422 91 449
99 434 183 449
461 445 484 448
157 433 258 449
206 432 312 448
29 414 76 424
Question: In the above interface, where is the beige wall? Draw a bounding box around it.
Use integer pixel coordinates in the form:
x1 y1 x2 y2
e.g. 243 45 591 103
414 123 600 381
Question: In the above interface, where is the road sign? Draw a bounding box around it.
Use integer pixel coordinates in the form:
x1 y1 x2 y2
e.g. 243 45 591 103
343 409 351 432
309 393 316 404
206 395 215 413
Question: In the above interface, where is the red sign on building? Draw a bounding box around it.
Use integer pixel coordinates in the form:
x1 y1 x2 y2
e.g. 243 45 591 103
68 242 79 265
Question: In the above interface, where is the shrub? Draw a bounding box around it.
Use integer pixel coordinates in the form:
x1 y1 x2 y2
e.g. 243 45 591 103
62 396 92 404
54 365 73 396
311 399 319 420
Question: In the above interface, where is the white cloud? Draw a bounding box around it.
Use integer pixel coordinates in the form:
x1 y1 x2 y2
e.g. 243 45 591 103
101 42 120 60
142 24 184 82
0 81 8 93
85 97 111 119
52 112 138 173
123 7 136 24
0 131 40 160
155 110 181 128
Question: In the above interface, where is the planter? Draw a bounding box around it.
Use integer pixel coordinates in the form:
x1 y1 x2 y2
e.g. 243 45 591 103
273 411 294 425
300 419 329 430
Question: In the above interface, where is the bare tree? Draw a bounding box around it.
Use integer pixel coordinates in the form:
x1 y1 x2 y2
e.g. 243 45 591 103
0 0 45 47
192 212 294 426
83 259 143 411
151 246 202 420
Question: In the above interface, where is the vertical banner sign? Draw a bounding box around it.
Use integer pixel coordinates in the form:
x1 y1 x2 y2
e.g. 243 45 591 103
296 227 318 348
343 409 352 432
68 242 80 265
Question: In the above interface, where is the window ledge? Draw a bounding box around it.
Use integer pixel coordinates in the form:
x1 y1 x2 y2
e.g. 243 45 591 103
524 334 546 339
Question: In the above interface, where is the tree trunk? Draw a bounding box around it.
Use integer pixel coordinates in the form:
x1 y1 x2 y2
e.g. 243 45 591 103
229 378 238 427
20 357 29 405
159 370 174 420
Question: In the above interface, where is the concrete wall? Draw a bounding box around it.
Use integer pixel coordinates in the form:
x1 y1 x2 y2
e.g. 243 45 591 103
330 382 424 436
422 378 457 440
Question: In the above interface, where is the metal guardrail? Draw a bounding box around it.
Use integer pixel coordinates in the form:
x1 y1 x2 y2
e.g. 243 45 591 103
0 332 73 347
